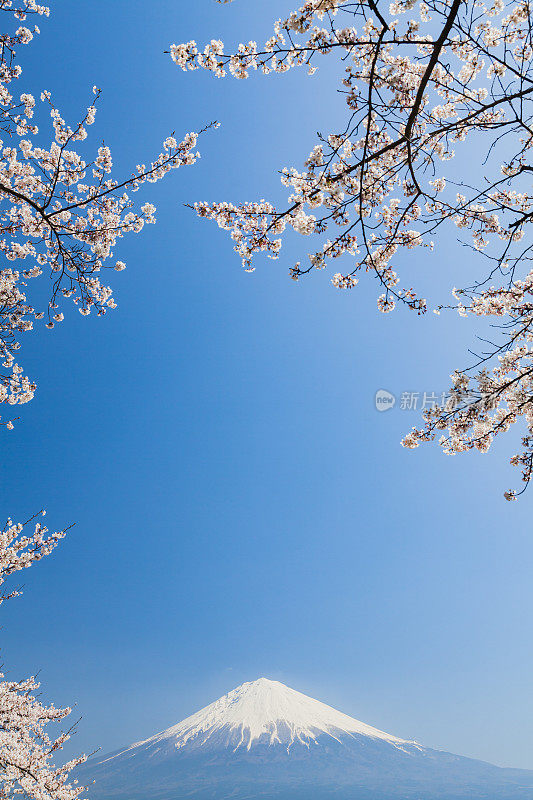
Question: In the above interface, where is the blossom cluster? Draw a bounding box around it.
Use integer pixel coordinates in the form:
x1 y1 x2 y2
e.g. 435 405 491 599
0 511 87 800
174 0 533 496
0 5 209 429
403 272 533 498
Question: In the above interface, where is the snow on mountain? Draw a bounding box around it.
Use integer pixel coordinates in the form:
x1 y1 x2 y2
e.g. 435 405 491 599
108 677 410 757
78 678 533 800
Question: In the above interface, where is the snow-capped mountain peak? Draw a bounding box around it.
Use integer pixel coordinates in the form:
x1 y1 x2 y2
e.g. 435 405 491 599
82 678 533 800
111 677 409 757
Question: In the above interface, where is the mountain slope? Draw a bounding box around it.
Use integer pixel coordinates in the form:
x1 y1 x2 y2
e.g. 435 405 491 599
113 677 409 755
78 678 533 800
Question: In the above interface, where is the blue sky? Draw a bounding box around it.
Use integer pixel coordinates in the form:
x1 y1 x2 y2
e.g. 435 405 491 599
2 0 533 771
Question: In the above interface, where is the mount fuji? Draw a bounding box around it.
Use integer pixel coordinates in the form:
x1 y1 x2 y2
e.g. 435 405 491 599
78 678 533 800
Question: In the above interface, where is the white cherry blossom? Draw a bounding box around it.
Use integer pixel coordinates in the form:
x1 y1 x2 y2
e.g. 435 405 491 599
0 510 87 800
0 2 212 430
174 0 533 497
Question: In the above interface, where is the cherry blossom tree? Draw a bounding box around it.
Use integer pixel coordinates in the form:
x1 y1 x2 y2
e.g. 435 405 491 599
0 0 213 431
172 0 533 498
0 510 88 800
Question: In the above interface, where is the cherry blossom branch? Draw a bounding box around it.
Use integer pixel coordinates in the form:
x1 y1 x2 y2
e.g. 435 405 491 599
172 0 533 496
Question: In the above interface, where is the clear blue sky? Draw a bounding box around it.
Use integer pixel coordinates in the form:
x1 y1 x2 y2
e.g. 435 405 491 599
2 0 533 772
